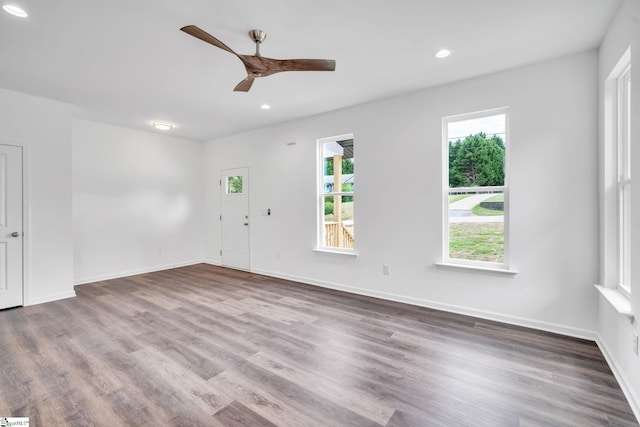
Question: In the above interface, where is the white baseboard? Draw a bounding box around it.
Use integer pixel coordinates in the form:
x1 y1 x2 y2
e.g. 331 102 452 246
74 259 206 285
27 290 77 306
251 267 596 341
596 335 640 423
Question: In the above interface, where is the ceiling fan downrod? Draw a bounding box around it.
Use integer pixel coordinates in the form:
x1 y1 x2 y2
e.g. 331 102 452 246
249 29 266 57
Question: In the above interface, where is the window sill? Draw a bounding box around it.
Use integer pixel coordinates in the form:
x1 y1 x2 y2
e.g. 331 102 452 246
594 284 634 322
436 262 517 277
313 248 359 257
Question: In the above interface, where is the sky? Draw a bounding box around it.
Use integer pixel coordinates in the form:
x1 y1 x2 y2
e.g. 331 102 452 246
447 114 506 141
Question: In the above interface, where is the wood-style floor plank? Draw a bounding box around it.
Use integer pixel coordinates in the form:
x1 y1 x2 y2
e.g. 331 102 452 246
0 263 637 426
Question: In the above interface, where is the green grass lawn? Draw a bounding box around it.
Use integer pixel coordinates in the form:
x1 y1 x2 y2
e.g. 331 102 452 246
324 201 354 221
449 222 504 263
449 194 469 204
471 194 504 216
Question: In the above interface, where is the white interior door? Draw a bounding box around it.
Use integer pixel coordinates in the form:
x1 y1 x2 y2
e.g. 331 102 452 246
0 144 23 309
220 167 250 271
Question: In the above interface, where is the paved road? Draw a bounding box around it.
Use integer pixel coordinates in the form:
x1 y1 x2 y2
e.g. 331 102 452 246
449 193 503 223
449 193 496 210
449 213 503 223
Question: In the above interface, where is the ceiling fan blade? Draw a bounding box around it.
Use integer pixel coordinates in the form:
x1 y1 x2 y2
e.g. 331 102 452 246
234 76 255 92
264 58 336 72
180 25 238 56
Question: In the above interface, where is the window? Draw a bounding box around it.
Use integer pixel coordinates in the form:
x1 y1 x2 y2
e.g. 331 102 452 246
227 176 243 194
443 109 509 269
601 48 632 301
317 134 355 252
618 64 631 293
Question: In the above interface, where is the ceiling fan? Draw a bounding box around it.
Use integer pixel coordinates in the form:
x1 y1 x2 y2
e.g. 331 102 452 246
180 25 336 92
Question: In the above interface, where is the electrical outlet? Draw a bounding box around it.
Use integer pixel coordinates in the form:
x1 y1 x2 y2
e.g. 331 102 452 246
633 333 639 356
383 264 390 275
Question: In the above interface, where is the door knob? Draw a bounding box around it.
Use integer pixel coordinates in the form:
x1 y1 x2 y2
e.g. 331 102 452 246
10 232 20 237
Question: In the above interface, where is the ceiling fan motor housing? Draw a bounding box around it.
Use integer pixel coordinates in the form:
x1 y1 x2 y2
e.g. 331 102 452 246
249 29 266 44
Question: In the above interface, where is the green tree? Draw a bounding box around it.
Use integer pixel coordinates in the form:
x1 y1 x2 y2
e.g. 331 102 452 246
342 183 353 202
325 158 354 176
449 133 504 187
324 198 334 215
228 176 243 193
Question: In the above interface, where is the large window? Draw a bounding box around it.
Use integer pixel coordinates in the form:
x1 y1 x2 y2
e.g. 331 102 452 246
443 109 509 269
317 134 355 252
601 48 632 298
617 64 631 293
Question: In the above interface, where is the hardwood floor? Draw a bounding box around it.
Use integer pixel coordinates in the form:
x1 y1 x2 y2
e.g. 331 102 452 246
0 264 637 426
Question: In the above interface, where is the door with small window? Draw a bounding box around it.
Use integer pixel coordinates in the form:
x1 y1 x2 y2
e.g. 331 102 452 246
220 167 250 270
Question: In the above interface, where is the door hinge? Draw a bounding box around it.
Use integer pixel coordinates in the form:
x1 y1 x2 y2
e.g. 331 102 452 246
219 250 222 256
219 179 222 186
219 215 222 221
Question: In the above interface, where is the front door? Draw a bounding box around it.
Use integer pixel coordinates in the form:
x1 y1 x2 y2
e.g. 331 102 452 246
0 144 23 309
220 167 250 270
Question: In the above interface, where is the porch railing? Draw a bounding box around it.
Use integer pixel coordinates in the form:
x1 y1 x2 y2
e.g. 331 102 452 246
324 222 354 249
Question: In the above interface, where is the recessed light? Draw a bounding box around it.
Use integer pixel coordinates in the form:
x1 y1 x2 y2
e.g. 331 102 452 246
152 121 173 131
3 5 28 17
435 49 451 59
260 104 271 110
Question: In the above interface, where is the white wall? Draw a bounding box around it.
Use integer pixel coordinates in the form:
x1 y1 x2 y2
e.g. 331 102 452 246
204 50 599 338
597 0 640 418
0 88 75 304
73 119 204 283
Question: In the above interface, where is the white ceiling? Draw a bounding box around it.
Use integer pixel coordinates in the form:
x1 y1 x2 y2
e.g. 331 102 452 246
0 0 621 142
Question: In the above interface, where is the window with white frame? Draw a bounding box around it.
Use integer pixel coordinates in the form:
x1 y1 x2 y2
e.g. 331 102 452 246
618 64 631 293
317 134 355 251
443 109 509 268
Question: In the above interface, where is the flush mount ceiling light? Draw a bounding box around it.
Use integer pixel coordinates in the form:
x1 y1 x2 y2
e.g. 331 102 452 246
3 5 28 17
260 104 271 110
152 121 173 131
434 49 451 59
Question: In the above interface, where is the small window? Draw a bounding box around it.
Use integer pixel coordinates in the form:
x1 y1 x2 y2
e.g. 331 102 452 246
444 109 509 268
227 176 243 194
318 134 355 251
